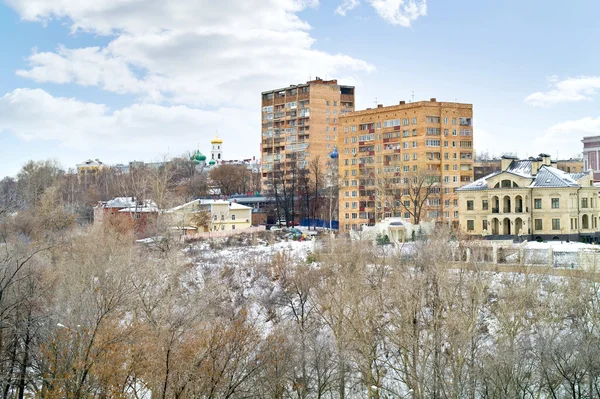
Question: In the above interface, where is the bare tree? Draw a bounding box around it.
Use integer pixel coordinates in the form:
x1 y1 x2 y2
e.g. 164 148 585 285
398 169 440 225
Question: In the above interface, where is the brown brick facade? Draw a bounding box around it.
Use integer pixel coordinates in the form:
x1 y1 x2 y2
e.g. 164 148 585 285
338 99 474 231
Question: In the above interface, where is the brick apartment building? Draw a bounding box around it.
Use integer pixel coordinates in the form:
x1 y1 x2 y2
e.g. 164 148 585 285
260 78 355 190
338 99 474 231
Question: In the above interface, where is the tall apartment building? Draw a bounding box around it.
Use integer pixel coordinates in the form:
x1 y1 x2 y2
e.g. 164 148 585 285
338 99 474 231
260 78 355 189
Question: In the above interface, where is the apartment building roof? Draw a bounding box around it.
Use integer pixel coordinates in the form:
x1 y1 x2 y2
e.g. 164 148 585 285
338 99 473 118
458 159 589 191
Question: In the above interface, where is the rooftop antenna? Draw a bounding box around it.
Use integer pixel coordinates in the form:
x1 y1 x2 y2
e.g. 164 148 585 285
411 91 414 103
374 97 378 106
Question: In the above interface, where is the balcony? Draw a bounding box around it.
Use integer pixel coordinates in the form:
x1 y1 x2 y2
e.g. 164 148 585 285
341 94 354 103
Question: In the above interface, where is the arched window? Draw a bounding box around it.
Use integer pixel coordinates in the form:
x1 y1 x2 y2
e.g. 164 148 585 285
583 214 589 229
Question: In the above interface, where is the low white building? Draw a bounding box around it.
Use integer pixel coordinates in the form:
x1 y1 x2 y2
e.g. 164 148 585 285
351 218 435 244
168 199 253 234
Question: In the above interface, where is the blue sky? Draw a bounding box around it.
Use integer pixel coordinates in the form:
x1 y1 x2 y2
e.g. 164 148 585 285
1 0 600 178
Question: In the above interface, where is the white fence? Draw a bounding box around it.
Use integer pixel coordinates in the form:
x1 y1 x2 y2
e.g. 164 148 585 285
184 226 266 241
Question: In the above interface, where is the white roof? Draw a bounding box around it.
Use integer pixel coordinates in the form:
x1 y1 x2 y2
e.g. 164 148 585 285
167 199 252 212
103 197 157 210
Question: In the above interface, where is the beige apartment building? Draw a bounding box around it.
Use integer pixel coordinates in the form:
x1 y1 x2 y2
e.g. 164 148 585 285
458 154 600 242
260 78 355 190
338 99 474 231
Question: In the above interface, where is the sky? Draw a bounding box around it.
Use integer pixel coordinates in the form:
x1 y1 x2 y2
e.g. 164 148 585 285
1 0 600 178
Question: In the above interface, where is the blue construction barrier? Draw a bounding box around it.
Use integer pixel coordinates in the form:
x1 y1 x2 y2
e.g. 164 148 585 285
300 218 339 230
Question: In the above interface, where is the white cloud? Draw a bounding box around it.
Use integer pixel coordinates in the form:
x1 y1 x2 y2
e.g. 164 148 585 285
525 76 600 107
546 116 600 136
367 0 426 27
529 116 597 158
0 88 253 158
335 0 360 16
8 0 373 108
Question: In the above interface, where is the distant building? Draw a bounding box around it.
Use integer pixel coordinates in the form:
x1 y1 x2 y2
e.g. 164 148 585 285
458 154 600 242
474 159 501 181
76 159 106 176
94 197 158 237
583 136 600 181
168 199 253 234
190 134 261 173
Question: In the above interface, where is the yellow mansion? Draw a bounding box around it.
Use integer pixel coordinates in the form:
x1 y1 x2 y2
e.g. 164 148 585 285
457 154 600 241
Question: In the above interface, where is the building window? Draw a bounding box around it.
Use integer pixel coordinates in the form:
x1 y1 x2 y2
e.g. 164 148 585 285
535 219 543 231
483 220 488 231
444 117 448 124
412 117 417 124
467 220 475 231
551 198 560 209
232 225 235 230
552 218 561 230
231 214 236 220
412 129 417 136
135 213 141 219
582 198 589 208
326 100 330 106
467 200 474 210
403 118 409 125
482 200 488 210
213 214 217 221
534 199 542 209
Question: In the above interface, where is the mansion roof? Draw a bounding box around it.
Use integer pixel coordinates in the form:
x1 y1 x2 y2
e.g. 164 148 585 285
458 159 590 192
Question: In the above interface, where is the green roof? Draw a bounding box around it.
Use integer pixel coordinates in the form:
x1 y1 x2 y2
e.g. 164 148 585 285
191 149 206 163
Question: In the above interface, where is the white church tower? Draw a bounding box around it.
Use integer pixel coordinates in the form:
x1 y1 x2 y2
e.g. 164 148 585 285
210 132 223 164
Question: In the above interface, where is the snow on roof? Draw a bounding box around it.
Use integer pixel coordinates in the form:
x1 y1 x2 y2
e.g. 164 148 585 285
103 197 157 209
167 199 252 212
458 160 590 191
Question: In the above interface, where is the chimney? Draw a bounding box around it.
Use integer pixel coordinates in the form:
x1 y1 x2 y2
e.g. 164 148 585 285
399 101 406 105
501 155 517 171
430 98 436 102
539 153 552 166
531 158 542 176
377 104 383 108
